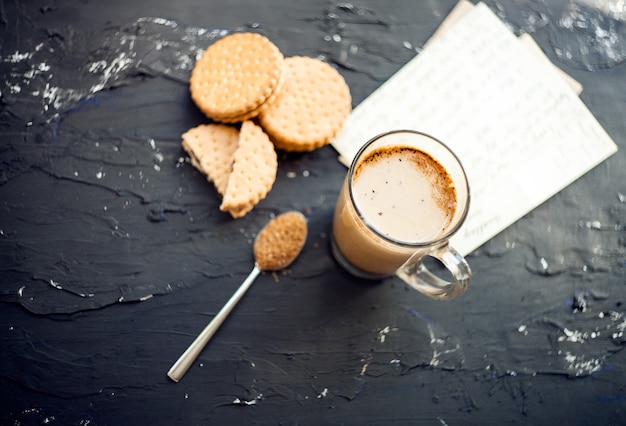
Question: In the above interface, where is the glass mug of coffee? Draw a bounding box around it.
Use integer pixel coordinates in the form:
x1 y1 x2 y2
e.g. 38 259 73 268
331 130 471 300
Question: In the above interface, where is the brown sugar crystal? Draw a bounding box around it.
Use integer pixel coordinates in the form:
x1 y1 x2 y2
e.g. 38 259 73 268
253 211 307 271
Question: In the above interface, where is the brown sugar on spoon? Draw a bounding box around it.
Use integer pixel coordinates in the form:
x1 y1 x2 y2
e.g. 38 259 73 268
253 211 308 270
167 211 308 383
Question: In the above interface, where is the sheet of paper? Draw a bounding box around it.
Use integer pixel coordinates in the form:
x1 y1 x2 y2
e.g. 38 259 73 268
331 2 618 255
429 0 582 95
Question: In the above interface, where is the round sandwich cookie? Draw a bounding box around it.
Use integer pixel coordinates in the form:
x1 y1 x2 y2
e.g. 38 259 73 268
258 56 352 152
190 32 284 122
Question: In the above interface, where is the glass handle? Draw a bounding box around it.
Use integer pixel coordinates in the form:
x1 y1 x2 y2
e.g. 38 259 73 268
396 244 471 300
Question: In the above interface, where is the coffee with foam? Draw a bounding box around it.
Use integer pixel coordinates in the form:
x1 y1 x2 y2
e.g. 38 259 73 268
333 144 458 278
352 146 457 243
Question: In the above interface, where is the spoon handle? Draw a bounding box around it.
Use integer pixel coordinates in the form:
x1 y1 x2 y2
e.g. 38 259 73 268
167 264 261 382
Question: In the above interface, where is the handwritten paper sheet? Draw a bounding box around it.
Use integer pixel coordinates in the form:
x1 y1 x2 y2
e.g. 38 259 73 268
331 2 618 256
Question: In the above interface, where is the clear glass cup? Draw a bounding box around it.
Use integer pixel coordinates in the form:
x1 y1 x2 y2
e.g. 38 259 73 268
331 130 471 300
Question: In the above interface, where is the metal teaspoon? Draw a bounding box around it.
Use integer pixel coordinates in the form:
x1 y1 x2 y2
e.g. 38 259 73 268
167 211 308 382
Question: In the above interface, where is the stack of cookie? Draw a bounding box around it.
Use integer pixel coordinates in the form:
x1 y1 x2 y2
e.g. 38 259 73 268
181 32 352 218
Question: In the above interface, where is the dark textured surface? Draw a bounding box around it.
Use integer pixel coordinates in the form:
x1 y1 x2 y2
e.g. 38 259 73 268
1 0 625 424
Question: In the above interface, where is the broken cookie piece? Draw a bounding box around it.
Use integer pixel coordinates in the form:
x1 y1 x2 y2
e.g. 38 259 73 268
181 121 278 218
